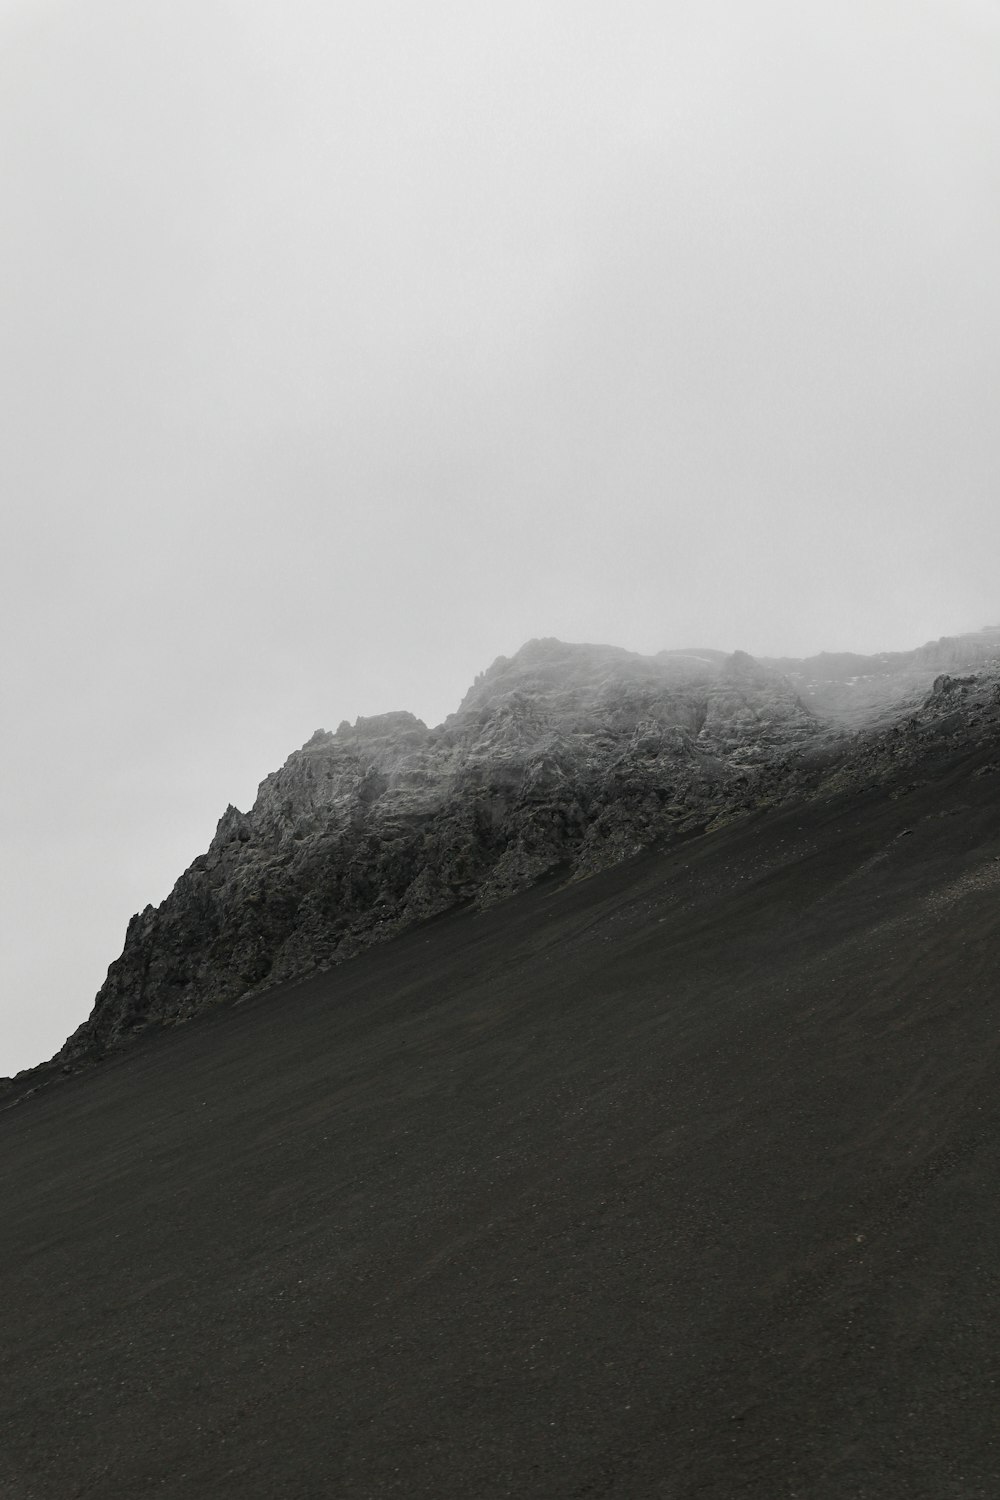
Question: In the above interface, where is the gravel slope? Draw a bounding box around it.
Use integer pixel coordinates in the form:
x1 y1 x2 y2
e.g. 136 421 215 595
3 725 1000 1497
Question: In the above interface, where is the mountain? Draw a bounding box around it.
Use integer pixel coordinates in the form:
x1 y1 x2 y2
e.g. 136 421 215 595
54 639 819 1062
3 631 1000 1498
26 627 1000 1069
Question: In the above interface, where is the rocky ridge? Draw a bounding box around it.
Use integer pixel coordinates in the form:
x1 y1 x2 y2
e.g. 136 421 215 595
51 631 1000 1065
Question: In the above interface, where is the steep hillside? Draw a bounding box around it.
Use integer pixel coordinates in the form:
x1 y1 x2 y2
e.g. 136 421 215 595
3 682 1000 1498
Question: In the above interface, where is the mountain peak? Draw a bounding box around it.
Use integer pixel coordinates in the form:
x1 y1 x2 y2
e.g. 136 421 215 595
44 626 1000 1065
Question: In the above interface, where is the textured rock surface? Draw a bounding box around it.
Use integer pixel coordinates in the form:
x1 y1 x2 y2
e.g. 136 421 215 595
57 641 815 1058
55 632 1000 1063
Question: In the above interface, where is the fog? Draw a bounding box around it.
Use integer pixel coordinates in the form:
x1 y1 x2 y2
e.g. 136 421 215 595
2 0 998 1073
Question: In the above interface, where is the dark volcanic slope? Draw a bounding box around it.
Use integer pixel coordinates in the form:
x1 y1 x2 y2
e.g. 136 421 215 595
4 720 1000 1497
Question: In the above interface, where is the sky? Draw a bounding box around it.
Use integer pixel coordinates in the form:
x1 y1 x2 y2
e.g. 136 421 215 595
2 0 999 1074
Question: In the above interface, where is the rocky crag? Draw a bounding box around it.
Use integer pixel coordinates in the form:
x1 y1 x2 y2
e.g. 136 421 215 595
54 631 1000 1064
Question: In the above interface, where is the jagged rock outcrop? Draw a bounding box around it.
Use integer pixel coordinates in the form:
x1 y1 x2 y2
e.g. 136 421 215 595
55 632 1000 1064
59 641 818 1058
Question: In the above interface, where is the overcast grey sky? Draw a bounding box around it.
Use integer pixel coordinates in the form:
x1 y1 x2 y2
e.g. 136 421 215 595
2 0 998 1074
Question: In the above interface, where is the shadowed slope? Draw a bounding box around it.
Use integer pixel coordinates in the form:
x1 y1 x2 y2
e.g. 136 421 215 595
3 724 1000 1498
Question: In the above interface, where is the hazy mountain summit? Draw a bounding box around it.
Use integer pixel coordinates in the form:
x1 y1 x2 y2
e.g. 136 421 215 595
54 640 817 1060
764 623 1000 725
26 626 1000 1069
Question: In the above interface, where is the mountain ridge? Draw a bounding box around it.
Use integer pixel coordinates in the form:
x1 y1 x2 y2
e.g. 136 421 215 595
8 625 1000 1084
51 639 821 1064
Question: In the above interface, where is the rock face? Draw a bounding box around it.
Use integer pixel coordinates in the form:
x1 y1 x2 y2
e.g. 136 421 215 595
57 631 1000 1062
60 641 818 1058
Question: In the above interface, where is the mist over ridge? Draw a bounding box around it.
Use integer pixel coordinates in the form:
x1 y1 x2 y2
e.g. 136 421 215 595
1 618 993 1084
3 0 1000 1075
